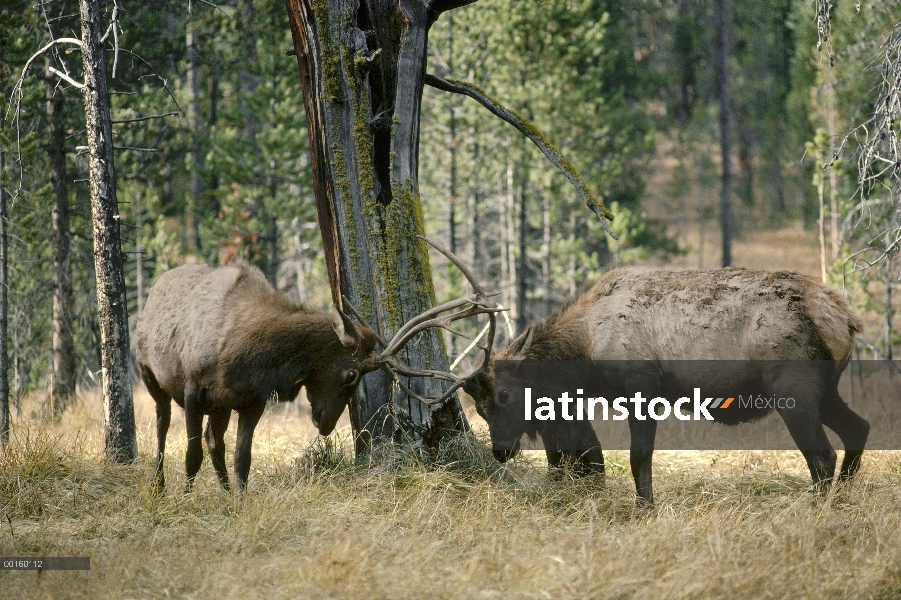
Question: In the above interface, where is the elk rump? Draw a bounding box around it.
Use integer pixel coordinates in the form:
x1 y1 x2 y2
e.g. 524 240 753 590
136 263 377 492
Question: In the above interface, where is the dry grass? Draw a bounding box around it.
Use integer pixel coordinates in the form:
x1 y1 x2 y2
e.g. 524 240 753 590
1 390 901 599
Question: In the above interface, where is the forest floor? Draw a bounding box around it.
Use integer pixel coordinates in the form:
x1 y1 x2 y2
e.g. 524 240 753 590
1 385 900 600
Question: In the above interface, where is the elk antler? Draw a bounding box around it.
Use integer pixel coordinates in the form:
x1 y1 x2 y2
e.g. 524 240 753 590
342 237 500 406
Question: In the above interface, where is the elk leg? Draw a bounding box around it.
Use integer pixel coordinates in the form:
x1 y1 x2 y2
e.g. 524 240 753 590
628 416 657 505
820 388 869 481
154 401 172 493
778 405 836 491
205 409 232 491
183 382 205 493
234 405 265 493
549 433 605 479
141 366 171 493
575 421 605 477
578 446 605 477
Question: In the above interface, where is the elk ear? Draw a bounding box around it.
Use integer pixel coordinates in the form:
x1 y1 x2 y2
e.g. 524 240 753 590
332 307 361 348
507 326 534 359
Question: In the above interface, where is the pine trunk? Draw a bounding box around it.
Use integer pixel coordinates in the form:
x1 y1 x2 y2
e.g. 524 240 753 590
285 0 470 454
717 0 733 267
187 9 204 253
0 145 9 446
46 66 76 417
827 82 839 260
79 0 138 463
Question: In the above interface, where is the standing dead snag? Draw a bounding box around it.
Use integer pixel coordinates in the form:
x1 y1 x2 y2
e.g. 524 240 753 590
284 0 614 454
79 0 137 463
46 50 77 417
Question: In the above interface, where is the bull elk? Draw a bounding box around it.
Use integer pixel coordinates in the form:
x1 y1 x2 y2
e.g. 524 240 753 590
456 267 870 504
135 250 499 493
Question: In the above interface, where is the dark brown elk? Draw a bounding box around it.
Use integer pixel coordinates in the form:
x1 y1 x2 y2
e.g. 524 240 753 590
136 252 498 493
457 267 870 504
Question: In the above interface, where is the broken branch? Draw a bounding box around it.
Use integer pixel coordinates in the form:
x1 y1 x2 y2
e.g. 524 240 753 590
424 73 617 239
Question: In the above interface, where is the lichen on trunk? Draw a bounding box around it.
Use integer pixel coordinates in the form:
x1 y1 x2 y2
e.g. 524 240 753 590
286 0 469 455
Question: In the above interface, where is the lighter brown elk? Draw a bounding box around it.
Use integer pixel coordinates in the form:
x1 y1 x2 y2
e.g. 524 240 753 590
461 267 870 504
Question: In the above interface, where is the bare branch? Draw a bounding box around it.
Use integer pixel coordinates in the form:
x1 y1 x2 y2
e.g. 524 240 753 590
47 66 84 89
111 2 120 78
424 73 617 239
113 146 157 152
114 48 182 113
426 0 480 25
111 111 179 124
5 38 83 119
195 0 234 19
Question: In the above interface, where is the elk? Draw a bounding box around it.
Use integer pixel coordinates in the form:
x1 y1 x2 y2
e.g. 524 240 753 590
136 251 498 494
458 267 870 504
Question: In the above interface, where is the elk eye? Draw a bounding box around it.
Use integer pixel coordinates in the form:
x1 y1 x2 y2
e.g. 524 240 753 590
498 389 509 405
345 370 358 385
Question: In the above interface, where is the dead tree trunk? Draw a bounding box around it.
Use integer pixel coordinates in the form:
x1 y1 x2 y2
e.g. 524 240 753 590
0 145 9 446
285 0 475 453
717 0 733 267
79 0 137 463
46 64 77 417
516 136 528 334
446 12 457 257
186 7 204 253
135 190 144 314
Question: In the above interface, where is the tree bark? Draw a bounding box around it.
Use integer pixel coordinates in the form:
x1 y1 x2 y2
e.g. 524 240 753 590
0 145 9 446
717 0 733 267
285 0 469 454
827 82 839 260
886 275 893 361
186 7 204 253
135 189 144 315
541 191 551 316
446 13 457 256
79 0 138 463
46 64 77 417
516 138 528 334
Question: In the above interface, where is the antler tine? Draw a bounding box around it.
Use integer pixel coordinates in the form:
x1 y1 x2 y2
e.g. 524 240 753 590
383 365 465 406
418 236 487 297
382 355 465 383
342 295 388 347
381 304 505 359
369 236 499 409
418 235 497 370
378 295 479 358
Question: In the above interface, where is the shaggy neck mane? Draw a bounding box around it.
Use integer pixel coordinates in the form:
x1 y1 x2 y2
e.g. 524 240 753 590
222 273 345 382
520 294 595 361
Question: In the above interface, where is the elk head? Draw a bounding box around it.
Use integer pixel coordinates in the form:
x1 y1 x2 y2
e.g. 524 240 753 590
462 326 534 461
305 308 379 435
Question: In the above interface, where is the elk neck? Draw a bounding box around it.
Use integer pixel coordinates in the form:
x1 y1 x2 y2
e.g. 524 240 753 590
511 305 592 361
220 304 346 395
